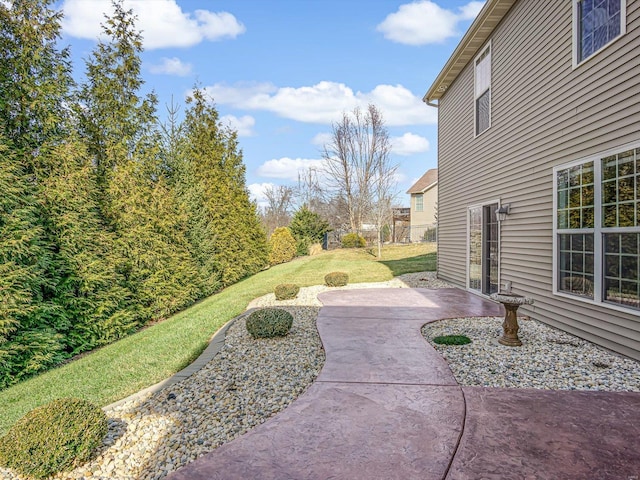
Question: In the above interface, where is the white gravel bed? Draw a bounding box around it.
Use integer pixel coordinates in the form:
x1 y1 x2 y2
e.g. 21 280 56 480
1 306 324 480
246 271 454 309
6 272 638 480
422 316 640 392
2 273 449 480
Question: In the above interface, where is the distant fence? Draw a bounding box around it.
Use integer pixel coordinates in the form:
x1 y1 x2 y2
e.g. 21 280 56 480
324 224 437 249
409 224 437 243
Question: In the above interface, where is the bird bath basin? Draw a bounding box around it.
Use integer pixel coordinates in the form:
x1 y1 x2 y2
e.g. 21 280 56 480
489 293 534 346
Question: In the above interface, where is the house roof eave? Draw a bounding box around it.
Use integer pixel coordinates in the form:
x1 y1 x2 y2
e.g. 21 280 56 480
423 0 517 105
420 181 438 194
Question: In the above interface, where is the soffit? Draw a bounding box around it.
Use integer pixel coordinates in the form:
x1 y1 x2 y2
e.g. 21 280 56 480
423 0 517 104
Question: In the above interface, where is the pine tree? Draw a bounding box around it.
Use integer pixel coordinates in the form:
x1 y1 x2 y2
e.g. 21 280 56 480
77 0 157 212
40 137 140 351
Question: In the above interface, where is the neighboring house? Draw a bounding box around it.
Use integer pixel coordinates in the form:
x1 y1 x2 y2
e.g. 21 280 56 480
406 168 438 242
424 0 640 360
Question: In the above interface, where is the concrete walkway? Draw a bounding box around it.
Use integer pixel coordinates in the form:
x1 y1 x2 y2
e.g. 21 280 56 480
168 288 640 480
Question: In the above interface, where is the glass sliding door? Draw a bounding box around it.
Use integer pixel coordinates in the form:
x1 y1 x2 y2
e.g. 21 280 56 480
469 207 482 291
468 203 499 295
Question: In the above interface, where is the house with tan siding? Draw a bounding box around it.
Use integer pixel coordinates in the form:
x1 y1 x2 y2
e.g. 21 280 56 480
406 168 438 241
424 0 640 360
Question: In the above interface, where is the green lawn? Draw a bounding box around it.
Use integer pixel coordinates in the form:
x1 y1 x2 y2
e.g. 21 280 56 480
0 243 436 434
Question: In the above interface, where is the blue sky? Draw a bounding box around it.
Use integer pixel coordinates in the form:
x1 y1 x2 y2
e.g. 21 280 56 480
58 0 484 207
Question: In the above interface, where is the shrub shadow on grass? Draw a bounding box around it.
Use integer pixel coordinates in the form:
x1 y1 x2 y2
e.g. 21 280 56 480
378 253 436 277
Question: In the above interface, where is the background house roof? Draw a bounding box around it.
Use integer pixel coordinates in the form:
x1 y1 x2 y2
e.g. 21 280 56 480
423 0 516 105
406 168 438 194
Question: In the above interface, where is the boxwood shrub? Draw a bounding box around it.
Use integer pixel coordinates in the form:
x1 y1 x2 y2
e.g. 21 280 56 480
324 271 349 287
245 308 294 338
0 398 108 479
274 283 300 300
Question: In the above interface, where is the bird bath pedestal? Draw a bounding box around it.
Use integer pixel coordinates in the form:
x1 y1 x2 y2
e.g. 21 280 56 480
489 293 534 347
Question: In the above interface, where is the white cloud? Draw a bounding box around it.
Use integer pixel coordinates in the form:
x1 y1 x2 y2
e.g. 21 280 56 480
204 81 436 126
376 0 485 45
248 182 275 208
391 133 430 156
61 0 245 49
311 132 333 147
257 157 325 182
201 82 277 105
220 115 255 137
459 1 485 20
149 57 192 76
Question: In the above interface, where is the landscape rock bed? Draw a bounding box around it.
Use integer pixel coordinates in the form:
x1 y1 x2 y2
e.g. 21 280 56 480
1 306 324 480
422 316 640 392
3 272 639 479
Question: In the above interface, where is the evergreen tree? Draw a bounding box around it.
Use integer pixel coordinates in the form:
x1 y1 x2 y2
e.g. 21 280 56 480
78 1 200 324
289 206 331 243
0 0 74 176
179 89 268 288
77 0 157 211
0 0 76 387
0 139 65 389
40 138 140 352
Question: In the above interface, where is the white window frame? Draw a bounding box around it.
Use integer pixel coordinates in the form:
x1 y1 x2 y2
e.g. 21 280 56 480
572 0 626 68
473 41 492 137
415 193 424 212
553 140 640 316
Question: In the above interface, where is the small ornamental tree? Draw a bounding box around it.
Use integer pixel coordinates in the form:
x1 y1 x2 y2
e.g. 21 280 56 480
268 227 297 265
289 206 331 250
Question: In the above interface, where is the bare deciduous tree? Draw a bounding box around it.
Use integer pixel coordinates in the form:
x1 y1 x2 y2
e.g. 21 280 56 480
321 104 397 255
261 184 295 237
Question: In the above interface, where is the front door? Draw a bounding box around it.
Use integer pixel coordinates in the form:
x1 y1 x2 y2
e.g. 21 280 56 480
468 203 499 295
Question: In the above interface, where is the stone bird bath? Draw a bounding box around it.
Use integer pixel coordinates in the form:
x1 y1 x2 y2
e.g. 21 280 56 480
489 292 534 346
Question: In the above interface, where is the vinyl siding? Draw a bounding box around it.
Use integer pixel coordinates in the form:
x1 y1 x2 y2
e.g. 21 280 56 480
410 187 437 227
437 0 640 359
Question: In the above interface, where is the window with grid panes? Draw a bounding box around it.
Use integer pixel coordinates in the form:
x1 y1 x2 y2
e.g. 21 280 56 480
555 145 640 311
574 0 625 64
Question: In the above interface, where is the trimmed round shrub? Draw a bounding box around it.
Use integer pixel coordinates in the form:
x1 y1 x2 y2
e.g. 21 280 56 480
268 227 297 265
0 398 108 479
274 283 300 300
433 335 472 345
246 308 294 338
341 233 366 248
324 271 349 287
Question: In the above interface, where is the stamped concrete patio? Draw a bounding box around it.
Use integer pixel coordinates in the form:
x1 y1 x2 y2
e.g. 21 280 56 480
168 288 640 480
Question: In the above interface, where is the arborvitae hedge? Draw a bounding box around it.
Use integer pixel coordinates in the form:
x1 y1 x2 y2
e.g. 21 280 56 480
0 1 268 389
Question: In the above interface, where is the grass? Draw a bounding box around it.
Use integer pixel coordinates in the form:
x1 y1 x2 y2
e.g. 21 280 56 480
433 335 472 345
0 243 436 434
